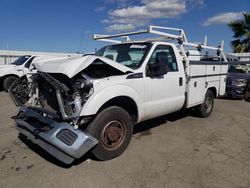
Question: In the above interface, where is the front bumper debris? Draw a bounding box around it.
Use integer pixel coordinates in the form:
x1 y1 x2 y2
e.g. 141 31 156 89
13 107 98 164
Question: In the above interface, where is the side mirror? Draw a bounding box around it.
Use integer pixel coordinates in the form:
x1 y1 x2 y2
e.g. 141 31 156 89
147 62 168 78
105 54 114 60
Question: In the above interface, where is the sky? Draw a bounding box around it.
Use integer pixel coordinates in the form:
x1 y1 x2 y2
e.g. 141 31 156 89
0 0 249 54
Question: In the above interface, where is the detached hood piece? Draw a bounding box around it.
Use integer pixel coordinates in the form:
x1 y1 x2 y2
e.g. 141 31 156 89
34 55 133 78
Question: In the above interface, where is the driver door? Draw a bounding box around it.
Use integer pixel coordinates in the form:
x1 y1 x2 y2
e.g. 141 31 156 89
144 45 185 120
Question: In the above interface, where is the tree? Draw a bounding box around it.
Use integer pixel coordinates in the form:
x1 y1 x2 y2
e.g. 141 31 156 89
228 13 250 53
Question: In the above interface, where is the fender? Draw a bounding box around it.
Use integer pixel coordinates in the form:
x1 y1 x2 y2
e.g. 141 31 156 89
80 84 144 121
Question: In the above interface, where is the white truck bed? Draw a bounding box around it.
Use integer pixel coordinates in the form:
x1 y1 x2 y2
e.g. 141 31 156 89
186 61 228 108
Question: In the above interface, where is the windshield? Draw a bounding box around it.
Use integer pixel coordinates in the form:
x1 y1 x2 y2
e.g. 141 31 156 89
228 64 250 74
11 56 31 65
95 43 151 69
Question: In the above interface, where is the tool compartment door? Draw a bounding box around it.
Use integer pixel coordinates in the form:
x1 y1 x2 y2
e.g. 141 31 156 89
186 64 206 108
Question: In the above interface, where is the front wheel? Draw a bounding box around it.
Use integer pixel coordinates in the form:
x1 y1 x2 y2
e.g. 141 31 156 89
196 89 214 117
85 106 133 161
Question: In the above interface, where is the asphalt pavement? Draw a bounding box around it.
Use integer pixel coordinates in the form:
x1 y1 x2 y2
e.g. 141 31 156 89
0 92 250 188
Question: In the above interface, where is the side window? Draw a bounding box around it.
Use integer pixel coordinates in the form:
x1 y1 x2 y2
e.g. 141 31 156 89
24 56 35 68
149 45 178 72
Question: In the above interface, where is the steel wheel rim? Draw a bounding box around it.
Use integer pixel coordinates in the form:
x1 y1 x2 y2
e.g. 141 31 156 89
101 120 126 150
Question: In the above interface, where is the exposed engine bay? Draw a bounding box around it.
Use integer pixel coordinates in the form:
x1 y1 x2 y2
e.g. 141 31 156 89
9 60 126 124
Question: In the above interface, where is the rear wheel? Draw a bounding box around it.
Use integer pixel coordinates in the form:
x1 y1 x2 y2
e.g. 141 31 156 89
196 89 214 117
3 76 18 92
85 106 133 160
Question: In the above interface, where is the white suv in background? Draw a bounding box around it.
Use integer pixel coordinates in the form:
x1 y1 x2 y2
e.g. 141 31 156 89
0 55 36 91
0 55 71 91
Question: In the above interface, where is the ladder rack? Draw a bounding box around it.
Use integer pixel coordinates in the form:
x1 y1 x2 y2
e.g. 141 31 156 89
93 25 228 71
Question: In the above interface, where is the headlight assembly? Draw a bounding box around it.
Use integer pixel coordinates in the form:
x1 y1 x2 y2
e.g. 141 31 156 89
231 79 247 87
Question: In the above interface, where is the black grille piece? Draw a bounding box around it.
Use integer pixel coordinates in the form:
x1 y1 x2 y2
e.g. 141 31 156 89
56 129 78 146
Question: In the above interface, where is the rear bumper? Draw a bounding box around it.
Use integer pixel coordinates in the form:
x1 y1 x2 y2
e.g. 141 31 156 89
13 107 98 164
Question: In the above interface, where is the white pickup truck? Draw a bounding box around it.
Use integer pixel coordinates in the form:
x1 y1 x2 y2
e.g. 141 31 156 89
9 26 228 164
0 55 36 91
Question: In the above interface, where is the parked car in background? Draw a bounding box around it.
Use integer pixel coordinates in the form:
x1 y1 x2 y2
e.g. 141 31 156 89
226 62 250 99
0 55 72 92
0 55 37 91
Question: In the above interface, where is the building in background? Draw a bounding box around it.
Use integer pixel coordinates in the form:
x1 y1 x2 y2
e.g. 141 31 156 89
228 53 250 62
0 50 81 65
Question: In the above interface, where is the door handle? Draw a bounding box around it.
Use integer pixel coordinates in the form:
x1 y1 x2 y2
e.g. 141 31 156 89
179 77 183 86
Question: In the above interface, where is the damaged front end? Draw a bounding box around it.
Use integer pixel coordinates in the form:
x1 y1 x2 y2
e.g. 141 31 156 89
9 72 98 164
9 55 133 164
10 72 94 122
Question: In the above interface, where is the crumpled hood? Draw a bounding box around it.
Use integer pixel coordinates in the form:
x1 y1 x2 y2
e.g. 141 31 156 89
34 55 133 78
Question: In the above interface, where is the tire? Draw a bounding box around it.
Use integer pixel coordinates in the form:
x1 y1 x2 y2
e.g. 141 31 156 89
3 76 18 92
196 89 214 117
85 106 133 161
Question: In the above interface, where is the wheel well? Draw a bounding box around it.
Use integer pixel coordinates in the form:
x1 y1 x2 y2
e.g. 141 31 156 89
0 74 19 88
98 96 138 123
208 87 217 97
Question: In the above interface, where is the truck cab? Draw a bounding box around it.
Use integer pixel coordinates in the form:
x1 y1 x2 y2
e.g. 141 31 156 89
91 41 186 121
